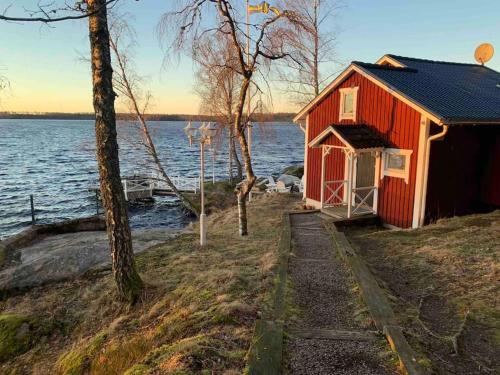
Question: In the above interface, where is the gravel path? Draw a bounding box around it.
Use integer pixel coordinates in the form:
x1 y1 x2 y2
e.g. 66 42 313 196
283 213 396 375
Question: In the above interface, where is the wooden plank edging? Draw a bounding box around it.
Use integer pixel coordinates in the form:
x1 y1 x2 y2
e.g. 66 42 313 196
246 212 292 375
325 223 430 375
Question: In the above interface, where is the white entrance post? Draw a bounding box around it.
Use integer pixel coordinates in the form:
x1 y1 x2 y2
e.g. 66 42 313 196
373 151 381 214
320 146 326 208
346 152 354 218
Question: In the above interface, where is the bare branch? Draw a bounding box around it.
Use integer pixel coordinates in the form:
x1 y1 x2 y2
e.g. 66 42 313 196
0 0 120 23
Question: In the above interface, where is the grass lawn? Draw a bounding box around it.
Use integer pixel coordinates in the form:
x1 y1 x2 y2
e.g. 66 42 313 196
345 210 500 375
0 193 301 374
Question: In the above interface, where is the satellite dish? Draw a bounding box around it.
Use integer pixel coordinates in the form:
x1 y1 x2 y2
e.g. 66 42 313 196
474 43 494 65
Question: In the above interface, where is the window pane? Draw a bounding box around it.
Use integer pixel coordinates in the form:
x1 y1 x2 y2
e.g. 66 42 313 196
386 154 406 170
343 92 354 114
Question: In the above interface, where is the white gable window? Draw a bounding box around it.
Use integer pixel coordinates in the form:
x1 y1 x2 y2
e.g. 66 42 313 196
382 148 412 183
339 87 359 121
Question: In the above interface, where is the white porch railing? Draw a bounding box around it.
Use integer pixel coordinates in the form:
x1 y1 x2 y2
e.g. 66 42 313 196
352 186 377 215
322 181 378 218
323 180 347 207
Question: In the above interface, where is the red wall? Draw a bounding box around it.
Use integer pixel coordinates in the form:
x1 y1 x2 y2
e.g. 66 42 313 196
425 125 500 222
482 130 500 206
306 72 421 228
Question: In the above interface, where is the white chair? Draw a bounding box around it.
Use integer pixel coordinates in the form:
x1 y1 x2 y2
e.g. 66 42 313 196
294 176 305 193
276 181 292 193
266 176 278 193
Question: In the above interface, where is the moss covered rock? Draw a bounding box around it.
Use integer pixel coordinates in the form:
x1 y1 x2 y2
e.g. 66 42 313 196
281 165 304 178
0 314 51 362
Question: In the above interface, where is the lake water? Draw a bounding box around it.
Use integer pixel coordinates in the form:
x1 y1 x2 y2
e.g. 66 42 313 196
0 120 304 239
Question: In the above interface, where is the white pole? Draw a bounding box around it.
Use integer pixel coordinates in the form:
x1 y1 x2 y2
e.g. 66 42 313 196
246 0 252 158
246 0 253 204
200 141 207 246
123 179 128 202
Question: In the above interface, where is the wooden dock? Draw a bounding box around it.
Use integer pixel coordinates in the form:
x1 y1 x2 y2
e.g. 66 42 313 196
88 173 200 202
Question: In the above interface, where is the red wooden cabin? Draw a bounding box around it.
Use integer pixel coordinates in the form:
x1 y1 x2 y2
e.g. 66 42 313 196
294 55 500 229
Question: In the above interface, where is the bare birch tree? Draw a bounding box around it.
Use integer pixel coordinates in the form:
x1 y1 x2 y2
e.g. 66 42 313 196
280 0 342 106
109 18 200 217
161 0 304 235
193 33 243 182
0 1 143 302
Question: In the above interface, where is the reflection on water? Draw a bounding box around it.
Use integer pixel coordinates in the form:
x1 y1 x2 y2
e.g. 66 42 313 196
0 120 304 238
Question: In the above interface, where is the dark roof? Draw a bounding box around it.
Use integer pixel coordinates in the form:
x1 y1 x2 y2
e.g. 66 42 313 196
353 55 500 124
331 124 388 149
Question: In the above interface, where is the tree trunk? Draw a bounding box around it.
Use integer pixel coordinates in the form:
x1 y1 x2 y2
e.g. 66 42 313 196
228 127 233 183
234 77 256 236
88 0 142 302
232 135 243 181
313 2 320 97
237 193 247 236
228 122 243 181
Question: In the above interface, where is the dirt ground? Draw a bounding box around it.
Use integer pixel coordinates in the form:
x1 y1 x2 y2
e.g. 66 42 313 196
0 193 301 374
345 210 500 375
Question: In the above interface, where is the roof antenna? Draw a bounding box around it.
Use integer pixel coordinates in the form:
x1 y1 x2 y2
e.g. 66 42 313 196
474 43 494 65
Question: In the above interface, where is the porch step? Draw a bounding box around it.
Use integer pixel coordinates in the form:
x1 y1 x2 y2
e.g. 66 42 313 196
320 210 380 229
320 209 379 227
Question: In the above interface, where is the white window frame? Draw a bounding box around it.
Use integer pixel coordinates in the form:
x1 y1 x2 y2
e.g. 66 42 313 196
339 87 359 121
381 148 413 184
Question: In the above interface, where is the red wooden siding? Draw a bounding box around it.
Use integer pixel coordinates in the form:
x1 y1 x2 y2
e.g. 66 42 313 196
306 71 421 228
482 129 500 206
425 125 500 222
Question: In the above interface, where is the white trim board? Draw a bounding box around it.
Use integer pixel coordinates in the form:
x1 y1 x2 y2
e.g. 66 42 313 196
412 117 430 228
303 115 310 199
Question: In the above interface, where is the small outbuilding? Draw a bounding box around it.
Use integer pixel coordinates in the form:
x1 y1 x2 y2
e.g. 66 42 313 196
294 54 500 228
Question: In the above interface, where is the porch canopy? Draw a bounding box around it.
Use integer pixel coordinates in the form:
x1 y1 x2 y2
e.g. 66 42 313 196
309 124 387 151
308 124 388 218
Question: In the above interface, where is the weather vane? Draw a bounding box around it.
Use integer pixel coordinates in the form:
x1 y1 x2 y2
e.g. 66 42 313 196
248 1 281 16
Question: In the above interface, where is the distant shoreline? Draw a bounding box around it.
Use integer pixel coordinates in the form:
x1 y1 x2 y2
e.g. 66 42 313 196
0 112 296 122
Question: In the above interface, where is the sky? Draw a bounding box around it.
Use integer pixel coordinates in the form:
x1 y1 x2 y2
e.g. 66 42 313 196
0 0 499 114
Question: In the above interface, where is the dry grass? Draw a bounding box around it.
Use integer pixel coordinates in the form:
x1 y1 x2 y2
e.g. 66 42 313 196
346 210 500 374
0 193 302 375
